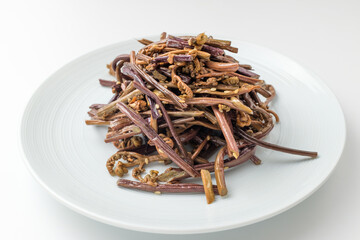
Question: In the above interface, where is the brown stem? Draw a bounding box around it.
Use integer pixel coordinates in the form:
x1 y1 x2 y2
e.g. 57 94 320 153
158 117 195 128
110 118 133 131
119 81 135 98
250 155 262 165
105 125 141 143
205 61 239 72
255 87 272 98
196 72 262 84
138 39 153 45
194 84 260 97
187 120 220 130
194 107 218 125
212 106 239 159
85 120 110 126
160 32 167 40
96 89 142 119
179 127 200 142
191 136 210 160
264 84 276 106
117 179 219 194
159 146 255 182
200 170 215 204
136 53 152 62
214 146 228 196
185 97 252 114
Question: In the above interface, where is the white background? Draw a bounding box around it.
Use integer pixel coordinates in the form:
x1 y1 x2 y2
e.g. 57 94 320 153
1 0 359 239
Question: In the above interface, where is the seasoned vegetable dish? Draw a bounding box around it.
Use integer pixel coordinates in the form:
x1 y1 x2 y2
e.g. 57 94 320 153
86 33 317 204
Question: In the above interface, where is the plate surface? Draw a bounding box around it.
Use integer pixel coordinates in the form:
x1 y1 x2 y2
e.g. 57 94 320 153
20 36 345 234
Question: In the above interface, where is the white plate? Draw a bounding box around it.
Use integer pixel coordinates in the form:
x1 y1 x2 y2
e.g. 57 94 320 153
20 36 345 234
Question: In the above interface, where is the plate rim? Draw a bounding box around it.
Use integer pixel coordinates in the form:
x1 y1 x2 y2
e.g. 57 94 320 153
19 35 347 234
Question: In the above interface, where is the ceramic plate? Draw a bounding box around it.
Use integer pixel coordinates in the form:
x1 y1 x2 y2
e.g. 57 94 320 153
20 36 345 234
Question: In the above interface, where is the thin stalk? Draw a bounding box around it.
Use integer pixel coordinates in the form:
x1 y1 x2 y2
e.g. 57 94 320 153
236 128 318 158
96 89 142 119
212 106 239 159
200 170 215 204
116 102 199 177
191 135 210 160
214 146 228 196
117 179 219 194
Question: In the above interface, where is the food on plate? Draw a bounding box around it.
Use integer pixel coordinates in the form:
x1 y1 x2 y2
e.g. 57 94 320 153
86 32 318 204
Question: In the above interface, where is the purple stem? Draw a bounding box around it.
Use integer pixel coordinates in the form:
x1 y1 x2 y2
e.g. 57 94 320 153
178 73 192 84
131 63 187 108
89 104 107 110
99 79 116 87
179 127 200 142
121 63 161 119
116 144 157 155
133 81 192 165
111 54 130 72
167 36 224 56
237 67 260 79
236 128 318 158
108 93 120 103
157 67 191 84
152 55 193 63
201 45 224 56
157 67 172 77
116 102 199 177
